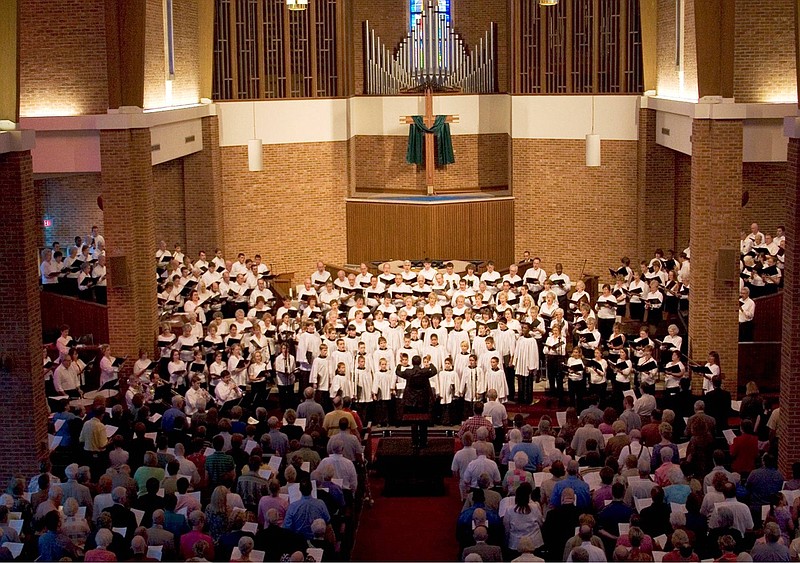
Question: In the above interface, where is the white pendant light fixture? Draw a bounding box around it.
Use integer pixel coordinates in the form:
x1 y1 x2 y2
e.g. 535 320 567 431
539 0 558 6
247 102 263 172
586 96 601 167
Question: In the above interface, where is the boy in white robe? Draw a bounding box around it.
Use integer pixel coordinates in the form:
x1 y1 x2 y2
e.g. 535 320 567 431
485 356 508 403
353 354 373 412
437 357 460 425
512 322 540 405
310 343 332 408
371 357 395 426
459 354 486 420
330 362 352 399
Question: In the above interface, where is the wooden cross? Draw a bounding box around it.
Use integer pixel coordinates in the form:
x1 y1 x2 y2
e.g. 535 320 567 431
401 86 458 196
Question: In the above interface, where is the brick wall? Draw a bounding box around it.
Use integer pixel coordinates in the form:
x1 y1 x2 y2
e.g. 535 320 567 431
742 161 788 235
220 142 348 281
19 0 109 116
637 108 677 258
0 150 48 483
512 138 640 278
353 134 509 192
656 0 698 100
674 152 691 251
734 0 797 103
688 119 742 388
100 129 158 357
144 0 201 108
36 174 104 248
184 116 225 257
153 159 186 247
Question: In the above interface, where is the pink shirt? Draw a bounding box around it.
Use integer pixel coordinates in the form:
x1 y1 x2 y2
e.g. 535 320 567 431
85 549 118 562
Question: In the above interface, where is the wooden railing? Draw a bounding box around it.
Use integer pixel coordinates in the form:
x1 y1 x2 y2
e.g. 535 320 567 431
40 291 109 345
737 341 781 395
751 291 782 342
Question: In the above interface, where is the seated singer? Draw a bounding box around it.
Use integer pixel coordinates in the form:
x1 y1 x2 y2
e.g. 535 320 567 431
395 354 438 449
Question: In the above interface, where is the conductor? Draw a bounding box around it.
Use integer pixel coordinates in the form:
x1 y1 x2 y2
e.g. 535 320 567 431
396 354 438 449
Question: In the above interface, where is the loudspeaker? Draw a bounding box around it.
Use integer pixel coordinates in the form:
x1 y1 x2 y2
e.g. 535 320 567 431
107 256 130 288
717 248 738 282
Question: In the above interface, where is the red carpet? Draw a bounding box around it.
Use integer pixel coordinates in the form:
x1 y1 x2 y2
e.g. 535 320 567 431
351 475 464 561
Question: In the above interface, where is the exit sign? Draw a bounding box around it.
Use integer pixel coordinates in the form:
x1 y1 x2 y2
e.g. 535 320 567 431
43 219 52 228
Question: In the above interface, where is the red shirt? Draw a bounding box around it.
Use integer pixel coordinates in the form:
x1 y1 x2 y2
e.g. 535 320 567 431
730 433 759 474
179 530 215 561
641 423 661 447
343 408 363 434
662 550 699 562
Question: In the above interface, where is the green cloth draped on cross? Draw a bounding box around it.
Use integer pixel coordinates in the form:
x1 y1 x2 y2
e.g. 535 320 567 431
405 115 455 166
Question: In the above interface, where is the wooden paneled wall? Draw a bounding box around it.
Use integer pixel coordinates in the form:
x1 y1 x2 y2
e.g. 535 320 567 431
212 0 345 99
40 292 109 345
346 198 514 267
511 0 644 94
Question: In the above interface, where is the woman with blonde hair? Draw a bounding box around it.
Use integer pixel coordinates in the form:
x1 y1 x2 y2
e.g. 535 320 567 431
204 485 232 542
740 380 763 423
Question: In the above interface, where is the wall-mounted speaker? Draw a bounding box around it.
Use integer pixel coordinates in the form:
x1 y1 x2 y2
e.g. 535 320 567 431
717 248 738 282
107 256 130 288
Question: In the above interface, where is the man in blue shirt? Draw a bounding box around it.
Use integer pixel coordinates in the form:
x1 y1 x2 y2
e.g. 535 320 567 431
283 480 330 539
38 510 80 561
746 453 785 523
161 396 186 433
597 482 635 541
510 425 544 472
550 460 591 509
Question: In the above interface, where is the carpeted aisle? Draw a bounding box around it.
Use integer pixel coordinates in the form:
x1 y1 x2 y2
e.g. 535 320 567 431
351 474 464 561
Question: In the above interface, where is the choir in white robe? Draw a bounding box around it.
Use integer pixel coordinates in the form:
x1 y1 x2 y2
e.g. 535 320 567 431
459 366 486 402
353 367 373 403
485 366 508 402
512 334 540 376
372 369 395 401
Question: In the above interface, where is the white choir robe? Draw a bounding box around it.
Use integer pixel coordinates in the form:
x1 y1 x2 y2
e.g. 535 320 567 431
372 369 395 401
310 357 332 392
353 367 373 403
330 373 353 399
492 328 517 360
385 326 405 352
472 336 489 359
453 351 472 376
352 353 374 374
331 350 353 378
424 326 449 350
485 367 508 402
437 369 459 404
423 344 447 371
459 366 486 402
446 329 470 359
343 336 360 355
372 349 395 373
512 335 540 376
361 331 380 355
479 349 502 374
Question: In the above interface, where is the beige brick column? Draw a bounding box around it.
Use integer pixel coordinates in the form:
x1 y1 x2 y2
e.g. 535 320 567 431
779 133 800 475
0 148 49 482
688 119 742 391
100 129 158 358
183 116 225 257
